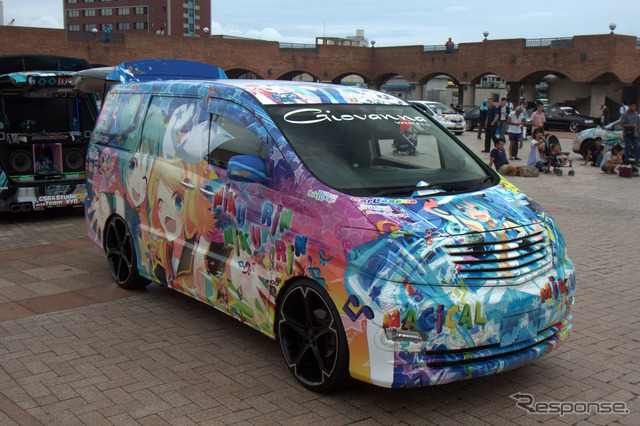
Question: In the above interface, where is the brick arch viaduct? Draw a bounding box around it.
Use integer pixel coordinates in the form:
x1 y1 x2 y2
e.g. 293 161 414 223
2 26 639 114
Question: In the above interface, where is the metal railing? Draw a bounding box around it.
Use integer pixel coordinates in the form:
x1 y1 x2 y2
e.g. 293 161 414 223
67 31 125 44
423 44 458 53
278 42 316 50
525 37 573 48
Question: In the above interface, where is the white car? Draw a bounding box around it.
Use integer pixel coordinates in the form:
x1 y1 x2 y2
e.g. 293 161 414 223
572 120 623 158
410 101 465 135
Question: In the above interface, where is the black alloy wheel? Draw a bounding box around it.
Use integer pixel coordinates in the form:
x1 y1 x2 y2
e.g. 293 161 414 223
104 216 147 289
277 279 350 392
569 121 581 133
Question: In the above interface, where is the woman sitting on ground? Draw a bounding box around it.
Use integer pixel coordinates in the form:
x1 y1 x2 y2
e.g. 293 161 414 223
527 128 547 170
601 144 624 174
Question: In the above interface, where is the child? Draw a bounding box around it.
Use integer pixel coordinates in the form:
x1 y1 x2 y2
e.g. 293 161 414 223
550 141 571 166
582 136 603 167
601 144 624 174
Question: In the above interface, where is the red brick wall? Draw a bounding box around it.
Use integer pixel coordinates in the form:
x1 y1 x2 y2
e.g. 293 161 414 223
1 26 639 84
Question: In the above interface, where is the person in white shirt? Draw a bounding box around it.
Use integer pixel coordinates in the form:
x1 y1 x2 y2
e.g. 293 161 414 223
620 100 628 115
506 106 525 160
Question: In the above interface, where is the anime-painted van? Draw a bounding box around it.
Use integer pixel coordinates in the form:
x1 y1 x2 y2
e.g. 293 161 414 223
86 59 575 391
0 57 97 212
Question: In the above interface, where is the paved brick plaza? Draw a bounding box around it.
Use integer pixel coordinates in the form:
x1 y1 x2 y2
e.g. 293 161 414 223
1 131 638 425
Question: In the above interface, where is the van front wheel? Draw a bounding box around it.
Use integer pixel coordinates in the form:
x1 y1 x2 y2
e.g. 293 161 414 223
277 279 350 392
104 216 147 289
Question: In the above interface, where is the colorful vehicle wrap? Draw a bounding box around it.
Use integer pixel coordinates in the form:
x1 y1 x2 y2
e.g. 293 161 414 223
86 74 575 389
0 70 96 212
572 120 624 157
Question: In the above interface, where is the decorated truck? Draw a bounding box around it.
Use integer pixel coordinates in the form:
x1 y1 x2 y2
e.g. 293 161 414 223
0 56 97 212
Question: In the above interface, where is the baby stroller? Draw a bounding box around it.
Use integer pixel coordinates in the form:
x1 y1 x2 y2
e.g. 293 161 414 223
393 120 418 155
543 134 575 176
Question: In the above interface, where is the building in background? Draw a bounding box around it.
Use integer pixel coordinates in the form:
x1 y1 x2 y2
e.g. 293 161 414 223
63 0 211 37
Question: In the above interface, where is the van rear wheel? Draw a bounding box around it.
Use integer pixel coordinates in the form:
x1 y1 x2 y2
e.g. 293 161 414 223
277 279 350 392
104 216 147 289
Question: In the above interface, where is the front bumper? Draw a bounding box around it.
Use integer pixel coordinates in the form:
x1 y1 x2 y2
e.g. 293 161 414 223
389 315 571 387
343 262 575 388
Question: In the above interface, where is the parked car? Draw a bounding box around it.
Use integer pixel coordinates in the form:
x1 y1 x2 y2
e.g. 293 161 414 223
86 59 575 392
527 105 597 133
572 120 624 158
465 105 531 134
410 100 465 135
463 106 481 131
0 66 97 212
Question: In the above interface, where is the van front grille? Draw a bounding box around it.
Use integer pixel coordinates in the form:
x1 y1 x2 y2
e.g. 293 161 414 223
445 227 552 285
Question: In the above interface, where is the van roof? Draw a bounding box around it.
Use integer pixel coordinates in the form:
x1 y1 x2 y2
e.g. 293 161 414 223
110 79 409 106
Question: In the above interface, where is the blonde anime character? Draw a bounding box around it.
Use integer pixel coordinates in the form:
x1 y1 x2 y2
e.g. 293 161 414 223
147 159 217 294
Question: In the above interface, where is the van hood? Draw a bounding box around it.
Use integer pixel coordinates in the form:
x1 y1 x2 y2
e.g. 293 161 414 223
344 180 562 287
348 180 545 237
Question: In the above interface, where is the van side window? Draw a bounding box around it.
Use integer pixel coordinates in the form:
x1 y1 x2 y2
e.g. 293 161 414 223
208 113 266 169
94 92 146 150
140 95 209 162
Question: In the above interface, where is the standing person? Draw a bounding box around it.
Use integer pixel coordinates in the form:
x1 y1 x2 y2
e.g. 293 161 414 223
498 98 510 141
599 104 610 126
619 102 640 166
483 98 499 152
507 106 525 160
519 97 529 142
488 138 518 176
530 101 546 135
103 26 111 43
528 128 547 170
620 100 628 117
477 100 488 140
445 38 454 53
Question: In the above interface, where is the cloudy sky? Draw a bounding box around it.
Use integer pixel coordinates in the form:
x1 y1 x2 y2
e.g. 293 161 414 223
2 0 639 47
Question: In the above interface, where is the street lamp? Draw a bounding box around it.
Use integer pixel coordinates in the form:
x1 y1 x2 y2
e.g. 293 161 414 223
203 27 209 36
371 40 376 47
609 23 616 34
483 31 489 41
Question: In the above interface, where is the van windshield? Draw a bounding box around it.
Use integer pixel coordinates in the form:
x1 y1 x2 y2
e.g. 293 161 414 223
267 104 495 197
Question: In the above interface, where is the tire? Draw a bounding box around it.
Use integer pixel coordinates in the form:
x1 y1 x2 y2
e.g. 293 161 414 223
569 121 581 133
580 139 595 160
104 216 148 289
555 169 563 176
568 170 575 176
277 279 350 392
465 119 473 131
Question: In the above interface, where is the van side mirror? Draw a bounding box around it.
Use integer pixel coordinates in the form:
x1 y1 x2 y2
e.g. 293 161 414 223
227 155 267 182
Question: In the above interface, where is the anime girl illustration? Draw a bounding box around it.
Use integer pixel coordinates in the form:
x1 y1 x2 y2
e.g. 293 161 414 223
147 158 217 295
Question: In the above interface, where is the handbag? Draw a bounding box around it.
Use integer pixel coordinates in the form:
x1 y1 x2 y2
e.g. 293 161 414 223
618 165 633 178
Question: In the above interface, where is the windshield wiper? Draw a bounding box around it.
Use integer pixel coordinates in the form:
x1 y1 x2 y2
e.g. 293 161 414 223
465 176 493 192
369 176 493 198
370 186 421 197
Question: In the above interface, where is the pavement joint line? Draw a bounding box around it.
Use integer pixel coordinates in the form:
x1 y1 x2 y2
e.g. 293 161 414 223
0 390 43 426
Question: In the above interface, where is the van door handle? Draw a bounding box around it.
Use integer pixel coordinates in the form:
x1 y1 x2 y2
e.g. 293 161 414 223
180 181 195 189
199 187 215 196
